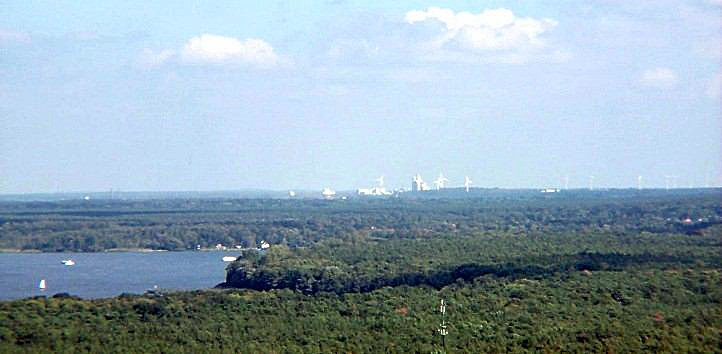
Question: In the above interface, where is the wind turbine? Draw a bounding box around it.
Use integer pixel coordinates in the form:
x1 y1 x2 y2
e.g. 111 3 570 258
464 176 472 192
564 175 569 190
588 175 595 191
434 173 449 190
637 175 642 190
664 175 677 190
376 175 385 187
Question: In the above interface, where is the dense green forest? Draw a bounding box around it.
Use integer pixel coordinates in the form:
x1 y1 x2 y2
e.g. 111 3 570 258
1 265 720 352
222 231 722 294
1 190 720 352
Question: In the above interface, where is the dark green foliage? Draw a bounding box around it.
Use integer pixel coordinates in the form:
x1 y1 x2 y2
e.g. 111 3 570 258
1 268 720 353
223 232 721 294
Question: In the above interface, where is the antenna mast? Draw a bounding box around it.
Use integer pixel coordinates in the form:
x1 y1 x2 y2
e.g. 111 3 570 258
438 299 448 350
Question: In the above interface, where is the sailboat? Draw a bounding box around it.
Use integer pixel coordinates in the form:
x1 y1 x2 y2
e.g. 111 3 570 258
39 279 46 290
61 259 75 266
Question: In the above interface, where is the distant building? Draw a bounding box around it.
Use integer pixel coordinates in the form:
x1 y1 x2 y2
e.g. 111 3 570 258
412 174 431 192
358 175 393 196
357 187 392 196
540 188 560 193
322 187 336 198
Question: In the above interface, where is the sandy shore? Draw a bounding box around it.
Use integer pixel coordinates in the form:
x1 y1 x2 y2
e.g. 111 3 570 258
0 248 169 253
0 248 41 253
105 248 169 253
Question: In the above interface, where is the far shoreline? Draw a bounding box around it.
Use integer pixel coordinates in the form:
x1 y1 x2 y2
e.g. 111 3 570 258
0 248 245 253
0 248 41 253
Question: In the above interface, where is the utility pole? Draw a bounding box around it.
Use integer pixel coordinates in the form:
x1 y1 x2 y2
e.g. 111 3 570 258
438 299 448 350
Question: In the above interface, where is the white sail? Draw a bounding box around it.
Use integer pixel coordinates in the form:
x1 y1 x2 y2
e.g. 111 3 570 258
39 279 46 290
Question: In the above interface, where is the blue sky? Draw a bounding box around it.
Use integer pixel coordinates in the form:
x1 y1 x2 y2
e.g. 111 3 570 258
1 0 720 193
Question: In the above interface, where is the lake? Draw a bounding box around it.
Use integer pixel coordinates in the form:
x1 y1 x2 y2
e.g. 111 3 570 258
0 251 239 301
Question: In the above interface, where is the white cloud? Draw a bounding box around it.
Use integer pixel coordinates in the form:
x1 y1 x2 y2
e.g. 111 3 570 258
137 48 175 67
405 7 558 52
641 67 678 88
707 73 721 99
180 34 279 68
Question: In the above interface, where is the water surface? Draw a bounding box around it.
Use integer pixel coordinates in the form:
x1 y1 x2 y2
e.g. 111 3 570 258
0 251 238 301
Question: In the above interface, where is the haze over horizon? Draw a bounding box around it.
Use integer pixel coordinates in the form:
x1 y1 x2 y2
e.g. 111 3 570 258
1 1 720 194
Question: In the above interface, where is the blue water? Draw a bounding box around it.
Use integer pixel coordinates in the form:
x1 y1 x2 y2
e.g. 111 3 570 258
0 252 239 301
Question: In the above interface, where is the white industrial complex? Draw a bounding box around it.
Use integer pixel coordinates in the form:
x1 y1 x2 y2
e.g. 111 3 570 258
321 173 478 198
411 174 432 191
357 176 393 196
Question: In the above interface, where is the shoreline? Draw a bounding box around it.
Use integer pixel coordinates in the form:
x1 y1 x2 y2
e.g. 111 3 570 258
105 248 169 253
0 248 168 253
0 248 41 253
0 248 245 254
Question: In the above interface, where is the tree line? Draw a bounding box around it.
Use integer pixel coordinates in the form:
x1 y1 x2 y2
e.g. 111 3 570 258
1 190 719 252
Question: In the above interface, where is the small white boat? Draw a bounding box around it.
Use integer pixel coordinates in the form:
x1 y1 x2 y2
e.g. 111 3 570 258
222 256 237 262
39 279 46 290
61 259 75 266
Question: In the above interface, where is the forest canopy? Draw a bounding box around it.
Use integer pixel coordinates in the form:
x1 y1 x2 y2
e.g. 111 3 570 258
1 189 720 352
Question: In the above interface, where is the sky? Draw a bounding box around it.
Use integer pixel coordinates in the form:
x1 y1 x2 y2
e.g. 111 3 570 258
1 0 720 193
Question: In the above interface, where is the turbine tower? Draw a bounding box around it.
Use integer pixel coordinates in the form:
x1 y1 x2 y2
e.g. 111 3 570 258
464 176 472 192
589 175 595 191
434 173 449 190
637 175 642 190
376 175 385 187
665 175 677 190
564 175 569 190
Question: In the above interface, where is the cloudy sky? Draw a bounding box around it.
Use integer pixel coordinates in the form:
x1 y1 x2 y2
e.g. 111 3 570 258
1 0 720 193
